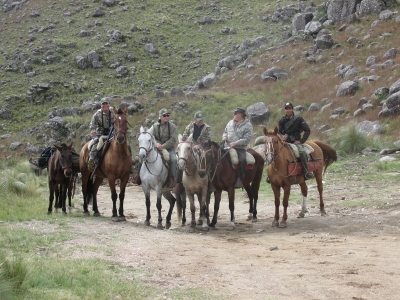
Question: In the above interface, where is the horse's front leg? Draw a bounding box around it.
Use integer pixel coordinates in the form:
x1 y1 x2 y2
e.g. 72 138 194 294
298 182 308 218
109 178 120 222
163 192 176 230
199 191 209 231
188 193 196 233
61 182 68 215
54 184 60 212
227 188 236 230
244 185 256 222
210 191 221 228
48 181 55 215
117 179 128 222
181 192 187 226
271 183 281 227
67 181 73 214
156 191 163 229
144 189 151 226
279 185 292 228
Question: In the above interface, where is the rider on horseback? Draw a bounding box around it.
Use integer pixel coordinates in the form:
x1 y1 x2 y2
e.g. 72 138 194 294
278 102 314 180
88 97 114 170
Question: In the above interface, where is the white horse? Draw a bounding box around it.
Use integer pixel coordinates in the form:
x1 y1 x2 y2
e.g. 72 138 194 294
137 126 184 229
176 134 210 232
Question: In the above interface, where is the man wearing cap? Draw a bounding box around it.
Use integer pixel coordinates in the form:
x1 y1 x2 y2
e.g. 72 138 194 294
182 111 212 150
152 108 178 183
278 102 313 180
88 97 114 169
222 107 253 185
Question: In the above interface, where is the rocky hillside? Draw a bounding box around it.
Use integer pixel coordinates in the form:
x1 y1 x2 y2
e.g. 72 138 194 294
0 0 399 157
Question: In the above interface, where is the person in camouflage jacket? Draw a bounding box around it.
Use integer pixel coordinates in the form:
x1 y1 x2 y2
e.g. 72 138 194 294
182 111 212 150
88 97 114 169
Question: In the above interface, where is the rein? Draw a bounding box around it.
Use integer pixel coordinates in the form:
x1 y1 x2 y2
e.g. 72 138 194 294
264 136 298 178
206 146 229 182
139 132 165 176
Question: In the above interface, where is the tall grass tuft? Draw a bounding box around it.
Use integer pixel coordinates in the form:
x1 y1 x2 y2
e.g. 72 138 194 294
328 123 367 156
0 252 29 299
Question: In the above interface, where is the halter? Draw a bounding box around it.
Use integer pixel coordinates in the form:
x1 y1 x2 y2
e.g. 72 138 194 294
138 131 164 176
177 140 197 176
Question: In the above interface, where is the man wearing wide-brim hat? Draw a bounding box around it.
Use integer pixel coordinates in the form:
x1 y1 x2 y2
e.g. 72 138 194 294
87 96 114 170
222 107 253 187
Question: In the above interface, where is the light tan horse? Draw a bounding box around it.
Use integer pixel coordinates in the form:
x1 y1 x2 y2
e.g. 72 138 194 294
80 107 132 221
176 134 210 232
263 127 337 228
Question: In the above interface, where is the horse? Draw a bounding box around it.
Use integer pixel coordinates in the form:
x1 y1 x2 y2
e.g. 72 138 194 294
202 141 264 229
137 126 185 229
47 142 74 215
262 127 337 228
79 107 132 221
176 134 210 232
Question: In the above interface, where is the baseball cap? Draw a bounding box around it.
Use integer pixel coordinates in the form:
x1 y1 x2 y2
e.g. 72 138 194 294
194 111 204 120
234 107 246 117
284 102 293 109
159 108 170 115
101 97 110 104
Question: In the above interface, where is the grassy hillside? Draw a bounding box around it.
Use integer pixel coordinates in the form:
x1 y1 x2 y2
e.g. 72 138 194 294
0 0 399 158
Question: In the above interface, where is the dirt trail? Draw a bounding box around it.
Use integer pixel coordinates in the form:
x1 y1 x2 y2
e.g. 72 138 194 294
51 182 400 300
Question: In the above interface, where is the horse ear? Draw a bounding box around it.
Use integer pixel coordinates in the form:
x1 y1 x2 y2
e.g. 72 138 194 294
263 127 268 135
274 127 278 135
68 141 73 149
178 134 183 142
113 107 117 115
54 144 62 152
187 134 193 143
148 126 154 135
123 107 128 115
140 126 144 133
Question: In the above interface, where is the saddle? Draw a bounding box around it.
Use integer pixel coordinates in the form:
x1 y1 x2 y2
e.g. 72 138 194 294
285 144 322 176
228 148 255 170
89 137 112 175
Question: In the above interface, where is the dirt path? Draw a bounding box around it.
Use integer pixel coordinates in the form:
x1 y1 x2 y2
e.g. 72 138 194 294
51 181 400 300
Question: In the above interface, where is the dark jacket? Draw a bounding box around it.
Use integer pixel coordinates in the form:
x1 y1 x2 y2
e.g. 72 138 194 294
278 114 310 144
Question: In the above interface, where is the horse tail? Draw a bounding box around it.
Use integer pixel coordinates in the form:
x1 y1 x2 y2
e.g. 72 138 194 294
311 140 338 174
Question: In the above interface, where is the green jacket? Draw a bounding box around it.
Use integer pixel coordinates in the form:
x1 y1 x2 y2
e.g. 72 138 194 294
151 120 177 150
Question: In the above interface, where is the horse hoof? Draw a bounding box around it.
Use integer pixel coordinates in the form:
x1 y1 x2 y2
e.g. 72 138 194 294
189 227 196 233
226 225 235 231
93 212 101 217
297 213 305 218
157 223 164 229
119 216 127 222
197 220 203 226
279 223 287 228
47 211 52 215
272 221 279 227
165 223 171 229
144 220 150 226
83 212 90 217
252 217 258 223
181 223 186 227
62 211 67 215
201 226 209 232
246 215 252 221
321 210 326 216
112 216 120 222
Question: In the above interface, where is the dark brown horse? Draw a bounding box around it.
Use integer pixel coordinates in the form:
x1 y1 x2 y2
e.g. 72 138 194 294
80 107 132 221
263 127 337 228
47 142 74 215
202 141 264 229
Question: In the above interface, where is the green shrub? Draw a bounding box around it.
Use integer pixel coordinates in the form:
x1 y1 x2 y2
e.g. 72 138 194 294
328 124 367 155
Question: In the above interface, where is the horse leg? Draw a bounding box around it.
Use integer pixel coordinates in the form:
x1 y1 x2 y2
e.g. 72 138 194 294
271 184 281 227
199 191 209 231
81 173 91 216
279 185 292 228
67 181 72 214
91 176 103 217
109 178 120 222
227 188 236 230
298 183 308 218
209 191 221 228
61 183 68 215
181 192 187 226
196 193 203 226
144 189 151 226
156 190 164 229
244 184 256 222
187 193 196 233
117 178 129 222
315 176 326 216
54 184 60 213
205 191 211 226
48 182 55 215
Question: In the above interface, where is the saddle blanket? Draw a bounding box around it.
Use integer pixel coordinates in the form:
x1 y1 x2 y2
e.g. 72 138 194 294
287 160 322 176
88 135 109 151
288 143 314 158
228 148 255 165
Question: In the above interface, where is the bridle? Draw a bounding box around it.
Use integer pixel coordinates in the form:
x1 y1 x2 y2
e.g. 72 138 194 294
264 134 297 177
203 144 229 182
177 141 208 177
138 131 164 176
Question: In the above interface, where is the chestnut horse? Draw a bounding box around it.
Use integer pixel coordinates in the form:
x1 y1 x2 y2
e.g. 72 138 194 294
263 127 337 228
47 142 74 215
203 141 264 229
80 107 132 221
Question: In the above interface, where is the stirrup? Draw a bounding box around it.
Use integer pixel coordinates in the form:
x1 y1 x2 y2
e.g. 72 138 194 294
266 177 271 184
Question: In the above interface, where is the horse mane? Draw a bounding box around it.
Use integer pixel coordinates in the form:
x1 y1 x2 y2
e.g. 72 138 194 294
208 140 233 165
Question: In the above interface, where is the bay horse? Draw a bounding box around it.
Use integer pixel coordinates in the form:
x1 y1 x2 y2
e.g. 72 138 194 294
80 107 132 221
137 126 185 229
263 127 337 228
176 134 210 232
202 141 264 229
47 142 74 215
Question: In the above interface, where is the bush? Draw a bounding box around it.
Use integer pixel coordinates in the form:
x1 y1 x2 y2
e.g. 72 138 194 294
328 124 367 156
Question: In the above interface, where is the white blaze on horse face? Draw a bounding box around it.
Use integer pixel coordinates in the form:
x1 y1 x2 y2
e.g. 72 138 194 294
265 136 274 163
